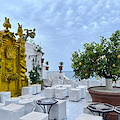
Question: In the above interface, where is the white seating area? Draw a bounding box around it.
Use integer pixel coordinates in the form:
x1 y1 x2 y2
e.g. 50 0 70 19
1 74 119 120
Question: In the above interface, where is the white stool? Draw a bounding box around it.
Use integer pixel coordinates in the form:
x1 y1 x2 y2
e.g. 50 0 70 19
62 85 72 96
5 97 21 105
55 87 67 99
44 87 55 98
69 88 81 102
0 103 25 120
75 113 102 120
19 111 48 120
0 91 11 104
36 84 41 93
22 86 32 95
76 86 86 98
30 85 37 95
18 98 35 114
48 100 66 120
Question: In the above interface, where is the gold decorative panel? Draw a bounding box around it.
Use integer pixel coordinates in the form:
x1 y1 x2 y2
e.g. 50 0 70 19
0 17 28 97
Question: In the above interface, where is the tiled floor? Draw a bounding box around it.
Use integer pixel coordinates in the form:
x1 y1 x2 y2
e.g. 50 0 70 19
39 88 86 120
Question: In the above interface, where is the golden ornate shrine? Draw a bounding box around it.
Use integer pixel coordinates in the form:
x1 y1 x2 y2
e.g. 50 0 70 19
0 17 28 97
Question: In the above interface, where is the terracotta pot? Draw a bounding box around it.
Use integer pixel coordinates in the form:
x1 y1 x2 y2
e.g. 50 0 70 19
46 66 49 71
88 86 120 120
41 58 44 65
59 66 63 73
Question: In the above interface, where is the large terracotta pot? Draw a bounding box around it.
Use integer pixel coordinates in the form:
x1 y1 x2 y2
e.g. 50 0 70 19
88 86 120 120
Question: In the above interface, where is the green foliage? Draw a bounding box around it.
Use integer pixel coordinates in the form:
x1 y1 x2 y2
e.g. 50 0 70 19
71 30 120 81
32 42 45 56
59 62 64 66
45 61 49 65
28 58 42 84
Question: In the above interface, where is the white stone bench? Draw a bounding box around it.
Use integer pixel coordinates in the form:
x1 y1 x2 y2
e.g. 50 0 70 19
75 113 102 120
19 111 48 120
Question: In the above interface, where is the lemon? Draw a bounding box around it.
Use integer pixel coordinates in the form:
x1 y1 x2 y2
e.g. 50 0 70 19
79 62 82 66
96 59 99 62
104 57 106 59
100 76 103 79
117 55 120 59
112 64 115 67
85 73 88 76
107 74 110 76
97 77 99 80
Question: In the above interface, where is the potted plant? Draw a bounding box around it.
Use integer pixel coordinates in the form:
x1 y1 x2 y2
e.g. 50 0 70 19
28 59 42 85
59 62 64 73
45 61 49 71
71 30 120 90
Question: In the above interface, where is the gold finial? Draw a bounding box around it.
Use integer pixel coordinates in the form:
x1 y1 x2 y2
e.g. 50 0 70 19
3 17 11 32
17 23 23 37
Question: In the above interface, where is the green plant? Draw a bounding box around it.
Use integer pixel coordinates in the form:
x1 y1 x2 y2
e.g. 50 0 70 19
28 58 42 84
71 30 120 81
59 62 64 66
32 42 44 56
45 61 49 66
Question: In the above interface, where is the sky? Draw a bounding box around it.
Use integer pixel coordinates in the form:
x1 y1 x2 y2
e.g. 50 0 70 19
0 0 120 71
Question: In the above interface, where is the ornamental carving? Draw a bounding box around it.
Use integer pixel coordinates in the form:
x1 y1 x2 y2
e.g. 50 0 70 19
0 18 28 97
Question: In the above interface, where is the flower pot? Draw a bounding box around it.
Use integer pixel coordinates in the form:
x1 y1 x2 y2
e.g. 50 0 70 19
41 58 44 65
59 66 63 73
106 78 113 90
46 66 49 71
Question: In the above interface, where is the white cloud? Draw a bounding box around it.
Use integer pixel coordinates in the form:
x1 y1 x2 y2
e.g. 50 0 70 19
0 0 120 71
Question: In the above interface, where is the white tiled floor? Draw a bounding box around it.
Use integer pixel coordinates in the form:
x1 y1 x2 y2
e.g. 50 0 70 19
38 88 86 120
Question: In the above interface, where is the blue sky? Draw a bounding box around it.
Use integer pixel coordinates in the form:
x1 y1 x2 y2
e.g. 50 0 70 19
0 0 120 71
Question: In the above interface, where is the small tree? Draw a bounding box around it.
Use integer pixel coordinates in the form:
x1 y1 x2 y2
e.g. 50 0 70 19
71 30 120 89
29 58 42 84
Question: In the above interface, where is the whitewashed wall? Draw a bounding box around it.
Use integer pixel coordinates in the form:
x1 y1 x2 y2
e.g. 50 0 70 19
25 42 46 79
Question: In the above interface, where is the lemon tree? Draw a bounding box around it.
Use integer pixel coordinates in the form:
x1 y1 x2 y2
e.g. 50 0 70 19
71 30 120 81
